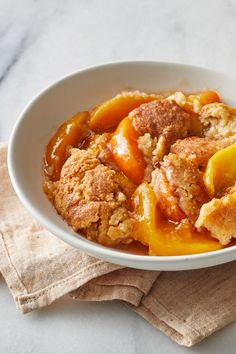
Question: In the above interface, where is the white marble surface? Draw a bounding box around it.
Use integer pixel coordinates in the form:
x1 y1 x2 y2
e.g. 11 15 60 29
1 0 236 352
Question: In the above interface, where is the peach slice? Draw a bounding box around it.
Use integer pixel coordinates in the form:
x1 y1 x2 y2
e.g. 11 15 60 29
132 182 157 245
133 182 223 256
89 91 159 132
44 111 89 181
110 117 146 185
188 90 220 105
204 144 236 196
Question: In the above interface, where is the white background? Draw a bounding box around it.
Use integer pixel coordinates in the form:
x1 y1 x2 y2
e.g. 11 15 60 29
1 0 236 353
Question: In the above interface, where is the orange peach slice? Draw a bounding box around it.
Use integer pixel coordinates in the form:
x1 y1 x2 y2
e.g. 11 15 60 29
133 182 223 256
110 117 146 185
44 111 89 181
187 91 220 111
89 91 159 132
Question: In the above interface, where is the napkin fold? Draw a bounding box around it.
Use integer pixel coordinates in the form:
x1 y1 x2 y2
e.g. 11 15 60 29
1 143 236 347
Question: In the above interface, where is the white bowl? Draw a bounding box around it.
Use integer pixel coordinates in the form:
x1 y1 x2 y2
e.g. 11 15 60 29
8 61 236 271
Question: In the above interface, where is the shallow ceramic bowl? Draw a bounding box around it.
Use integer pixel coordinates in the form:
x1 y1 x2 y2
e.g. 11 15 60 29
8 61 236 270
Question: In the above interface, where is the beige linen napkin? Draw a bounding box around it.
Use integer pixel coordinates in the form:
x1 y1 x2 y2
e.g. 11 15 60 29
1 143 236 347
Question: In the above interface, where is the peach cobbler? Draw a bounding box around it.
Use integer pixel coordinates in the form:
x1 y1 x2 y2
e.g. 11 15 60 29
43 90 236 256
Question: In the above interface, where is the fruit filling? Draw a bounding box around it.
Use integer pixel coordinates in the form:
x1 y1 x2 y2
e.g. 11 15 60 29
44 90 236 256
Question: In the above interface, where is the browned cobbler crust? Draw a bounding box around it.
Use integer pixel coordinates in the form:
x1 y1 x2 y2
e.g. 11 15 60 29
87 133 112 164
200 103 236 140
53 149 135 246
137 133 168 182
170 137 232 168
151 166 185 222
196 192 236 245
130 99 190 146
151 153 208 223
134 99 191 182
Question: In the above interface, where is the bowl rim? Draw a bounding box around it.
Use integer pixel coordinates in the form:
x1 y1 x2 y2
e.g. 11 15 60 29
7 60 236 266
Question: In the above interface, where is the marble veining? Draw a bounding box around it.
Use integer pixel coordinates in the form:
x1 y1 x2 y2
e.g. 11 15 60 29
1 0 236 353
0 34 27 84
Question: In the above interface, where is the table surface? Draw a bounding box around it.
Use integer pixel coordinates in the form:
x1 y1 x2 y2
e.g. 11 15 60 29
1 0 236 353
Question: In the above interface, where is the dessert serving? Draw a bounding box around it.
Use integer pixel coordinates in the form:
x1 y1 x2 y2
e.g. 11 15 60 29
43 89 236 256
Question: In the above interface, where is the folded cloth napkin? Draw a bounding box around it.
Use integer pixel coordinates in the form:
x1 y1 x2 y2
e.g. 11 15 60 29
1 143 236 347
